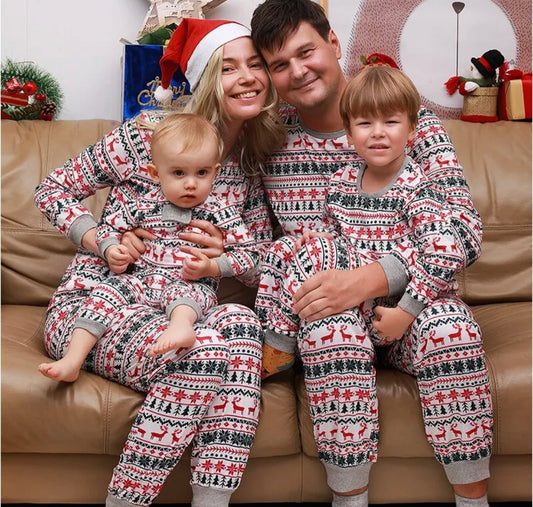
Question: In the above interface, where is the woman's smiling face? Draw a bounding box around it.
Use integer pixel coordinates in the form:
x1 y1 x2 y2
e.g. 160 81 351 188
221 36 269 126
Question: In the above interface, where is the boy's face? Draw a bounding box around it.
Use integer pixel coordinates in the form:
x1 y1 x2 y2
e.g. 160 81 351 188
261 21 343 114
149 141 220 209
346 111 416 173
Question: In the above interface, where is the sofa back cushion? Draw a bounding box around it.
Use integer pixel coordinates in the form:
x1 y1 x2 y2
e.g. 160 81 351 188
1 118 531 307
443 120 532 304
1 119 118 305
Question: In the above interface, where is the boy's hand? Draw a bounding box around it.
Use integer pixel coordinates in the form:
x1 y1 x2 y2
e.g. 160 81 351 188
105 244 132 274
372 305 416 342
293 230 333 253
182 250 221 280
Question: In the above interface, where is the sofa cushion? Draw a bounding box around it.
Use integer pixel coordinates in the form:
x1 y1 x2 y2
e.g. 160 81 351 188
443 120 532 305
1 119 119 306
1 305 301 458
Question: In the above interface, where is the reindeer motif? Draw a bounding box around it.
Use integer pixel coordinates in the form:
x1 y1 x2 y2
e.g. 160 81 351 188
302 336 316 349
358 422 367 439
465 324 478 339
431 238 448 252
317 138 328 149
428 330 445 347
448 323 462 342
292 138 303 148
435 425 447 440
150 425 168 441
331 139 343 149
320 325 336 345
450 422 463 438
465 422 480 438
340 425 354 440
114 155 128 165
231 397 245 415
303 136 314 148
171 428 182 445
435 154 449 168
247 399 259 416
213 395 229 413
339 324 352 342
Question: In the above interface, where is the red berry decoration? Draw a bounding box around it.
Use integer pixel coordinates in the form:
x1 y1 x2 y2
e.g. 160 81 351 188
35 93 47 101
22 81 38 96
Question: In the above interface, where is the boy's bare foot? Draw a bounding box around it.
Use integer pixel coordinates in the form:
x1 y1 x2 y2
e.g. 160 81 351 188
148 327 196 357
38 359 81 382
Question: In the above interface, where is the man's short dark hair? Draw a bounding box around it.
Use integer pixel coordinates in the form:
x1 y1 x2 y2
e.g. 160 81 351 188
251 0 331 53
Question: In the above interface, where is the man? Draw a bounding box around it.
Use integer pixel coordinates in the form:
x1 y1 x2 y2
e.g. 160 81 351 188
251 1 492 507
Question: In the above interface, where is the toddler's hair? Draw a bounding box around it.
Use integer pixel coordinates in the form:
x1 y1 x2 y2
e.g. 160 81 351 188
340 66 420 131
151 112 223 163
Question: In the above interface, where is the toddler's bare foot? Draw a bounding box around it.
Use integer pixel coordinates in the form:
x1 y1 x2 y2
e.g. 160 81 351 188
148 327 196 357
38 359 81 382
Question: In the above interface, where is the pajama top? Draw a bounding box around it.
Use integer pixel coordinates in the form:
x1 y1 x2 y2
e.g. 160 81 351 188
323 156 462 316
262 105 482 294
95 183 259 319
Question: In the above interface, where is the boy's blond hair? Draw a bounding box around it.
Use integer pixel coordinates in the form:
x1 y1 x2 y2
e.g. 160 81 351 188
150 112 223 165
340 66 420 132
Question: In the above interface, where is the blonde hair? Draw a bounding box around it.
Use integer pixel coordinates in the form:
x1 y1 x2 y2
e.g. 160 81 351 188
184 45 285 175
340 66 420 132
138 40 285 176
150 112 223 165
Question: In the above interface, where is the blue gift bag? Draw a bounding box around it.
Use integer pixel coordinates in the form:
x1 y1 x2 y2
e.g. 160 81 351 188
122 44 191 121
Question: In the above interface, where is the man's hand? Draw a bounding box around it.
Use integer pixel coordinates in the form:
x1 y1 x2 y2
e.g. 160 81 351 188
372 305 415 342
106 244 132 274
179 219 224 259
182 250 221 280
293 262 389 321
121 228 156 261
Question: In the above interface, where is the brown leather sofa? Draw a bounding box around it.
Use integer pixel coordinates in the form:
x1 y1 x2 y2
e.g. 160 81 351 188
2 118 531 504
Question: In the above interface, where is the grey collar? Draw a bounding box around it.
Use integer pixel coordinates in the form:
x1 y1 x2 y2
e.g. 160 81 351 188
161 202 193 224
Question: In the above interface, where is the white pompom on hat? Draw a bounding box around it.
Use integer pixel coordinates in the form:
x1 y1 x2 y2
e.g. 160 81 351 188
154 18 251 103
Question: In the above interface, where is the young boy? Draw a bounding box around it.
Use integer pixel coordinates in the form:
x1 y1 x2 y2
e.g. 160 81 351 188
261 65 464 366
38 113 259 382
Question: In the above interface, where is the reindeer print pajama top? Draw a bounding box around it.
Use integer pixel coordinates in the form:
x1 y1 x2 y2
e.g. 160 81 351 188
74 184 260 340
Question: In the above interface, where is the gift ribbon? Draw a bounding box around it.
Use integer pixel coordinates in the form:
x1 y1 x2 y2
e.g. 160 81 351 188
499 72 531 120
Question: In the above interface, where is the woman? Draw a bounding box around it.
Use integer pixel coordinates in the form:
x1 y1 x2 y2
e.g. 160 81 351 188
34 19 285 507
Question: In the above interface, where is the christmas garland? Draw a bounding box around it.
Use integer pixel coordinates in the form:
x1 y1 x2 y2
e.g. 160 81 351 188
1 59 64 120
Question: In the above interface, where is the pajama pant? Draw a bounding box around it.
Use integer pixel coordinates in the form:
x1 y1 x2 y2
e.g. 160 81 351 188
44 252 262 506
256 236 493 490
74 271 215 340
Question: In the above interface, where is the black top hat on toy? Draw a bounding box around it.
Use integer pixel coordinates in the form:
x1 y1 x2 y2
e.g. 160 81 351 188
471 49 505 78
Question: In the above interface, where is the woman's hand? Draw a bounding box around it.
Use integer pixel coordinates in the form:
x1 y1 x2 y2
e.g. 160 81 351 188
179 219 225 259
121 228 156 261
81 228 99 255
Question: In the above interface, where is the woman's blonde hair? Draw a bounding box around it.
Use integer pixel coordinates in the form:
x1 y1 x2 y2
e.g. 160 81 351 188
138 40 285 176
340 66 420 132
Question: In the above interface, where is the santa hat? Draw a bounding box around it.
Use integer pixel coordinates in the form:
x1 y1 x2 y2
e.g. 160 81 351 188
155 18 251 103
471 49 505 79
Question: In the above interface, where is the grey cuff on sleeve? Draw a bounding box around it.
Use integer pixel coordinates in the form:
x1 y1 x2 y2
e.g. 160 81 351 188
397 292 426 317
166 297 202 321
215 255 235 278
378 255 409 296
98 237 120 258
69 215 98 246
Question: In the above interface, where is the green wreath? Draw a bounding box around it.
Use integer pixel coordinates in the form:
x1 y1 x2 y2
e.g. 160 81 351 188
1 59 64 120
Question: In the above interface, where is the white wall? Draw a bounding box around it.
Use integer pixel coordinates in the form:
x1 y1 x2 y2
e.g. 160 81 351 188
1 0 357 121
1 0 527 121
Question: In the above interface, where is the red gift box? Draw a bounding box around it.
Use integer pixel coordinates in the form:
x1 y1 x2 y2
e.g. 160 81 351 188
498 72 532 121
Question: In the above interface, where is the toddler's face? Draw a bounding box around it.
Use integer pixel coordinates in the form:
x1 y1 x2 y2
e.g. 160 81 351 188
150 141 220 208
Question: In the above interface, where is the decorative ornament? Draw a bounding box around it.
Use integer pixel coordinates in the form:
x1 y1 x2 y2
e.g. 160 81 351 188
1 59 63 121
137 0 228 44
